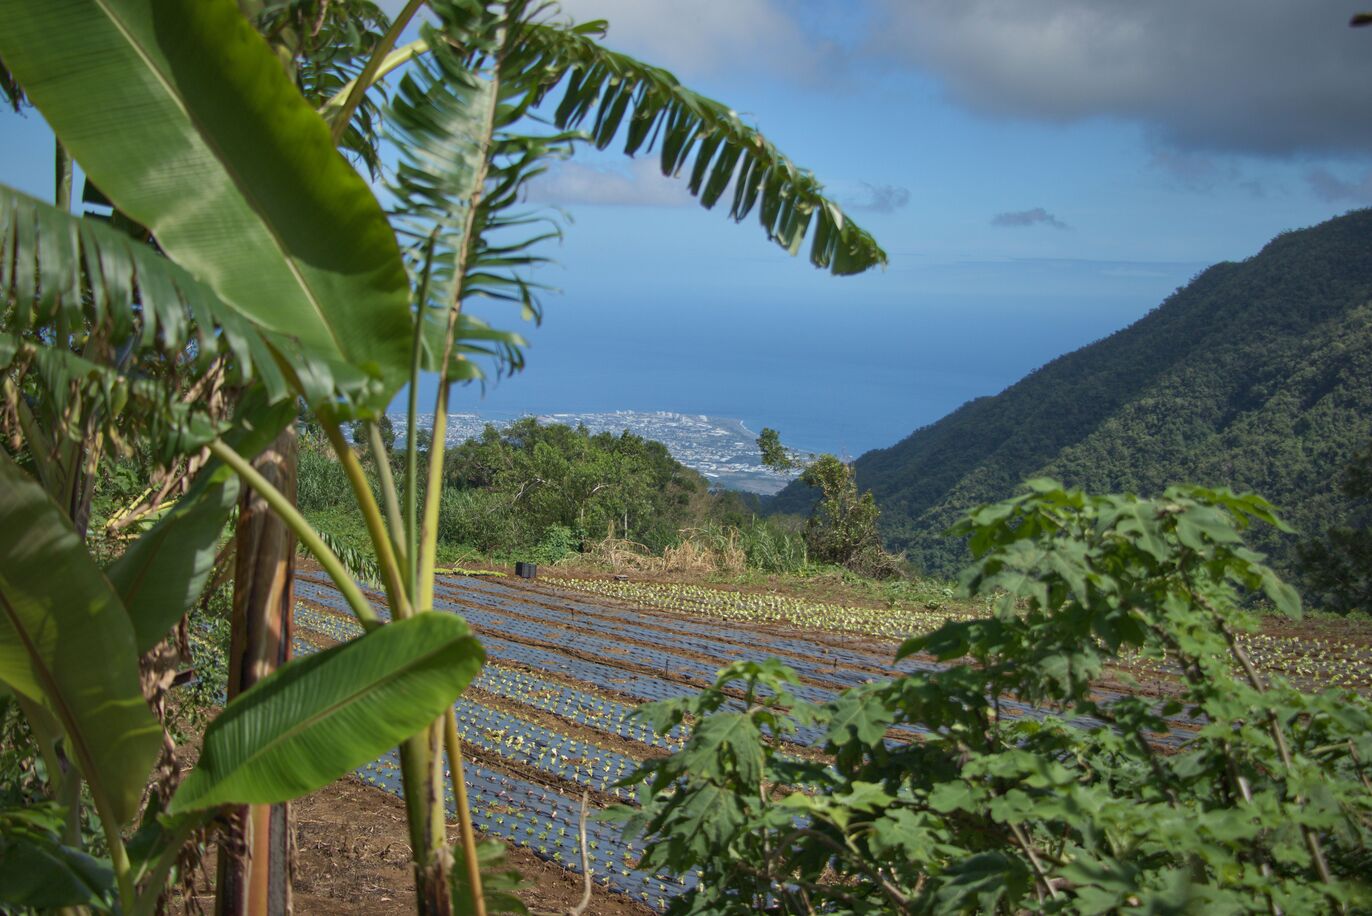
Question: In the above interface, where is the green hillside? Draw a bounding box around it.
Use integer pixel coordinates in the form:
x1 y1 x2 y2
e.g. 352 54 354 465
774 209 1372 578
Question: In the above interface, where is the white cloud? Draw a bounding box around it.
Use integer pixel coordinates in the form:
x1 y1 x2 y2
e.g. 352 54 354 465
524 157 694 207
553 0 839 81
868 1 1372 156
837 182 911 214
992 208 1068 230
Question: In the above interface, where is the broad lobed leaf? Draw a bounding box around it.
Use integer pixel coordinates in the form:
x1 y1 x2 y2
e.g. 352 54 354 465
171 612 484 812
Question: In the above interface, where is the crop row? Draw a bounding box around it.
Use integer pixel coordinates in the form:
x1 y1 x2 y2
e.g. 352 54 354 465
546 576 1372 693
434 576 930 693
547 576 971 640
356 752 695 908
475 663 688 751
440 576 911 675
296 584 1098 746
453 698 642 796
291 611 689 906
296 603 688 748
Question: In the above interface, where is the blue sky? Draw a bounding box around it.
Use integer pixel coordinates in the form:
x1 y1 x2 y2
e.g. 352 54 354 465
6 2 1372 455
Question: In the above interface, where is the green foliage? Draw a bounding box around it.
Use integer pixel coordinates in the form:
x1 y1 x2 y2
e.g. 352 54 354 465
1 0 885 910
449 838 530 915
105 469 240 653
1 0 415 412
529 524 580 565
620 483 1372 914
757 427 801 472
437 486 527 555
1299 439 1372 615
0 695 44 809
0 802 115 911
316 528 384 589
781 211 1372 585
443 418 708 552
298 439 364 513
693 519 809 575
181 597 233 738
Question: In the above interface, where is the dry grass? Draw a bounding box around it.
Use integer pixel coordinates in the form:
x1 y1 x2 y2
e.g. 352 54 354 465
572 530 746 576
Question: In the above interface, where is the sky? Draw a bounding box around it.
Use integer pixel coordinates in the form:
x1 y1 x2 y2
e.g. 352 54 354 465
6 2 1372 456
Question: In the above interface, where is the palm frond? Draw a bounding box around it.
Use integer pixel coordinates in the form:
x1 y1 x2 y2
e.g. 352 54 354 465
524 19 888 275
1 186 290 397
387 0 566 381
256 0 393 177
0 334 215 463
314 527 383 588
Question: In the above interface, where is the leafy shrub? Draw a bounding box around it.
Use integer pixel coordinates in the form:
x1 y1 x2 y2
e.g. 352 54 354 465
437 487 526 554
617 481 1372 913
798 455 903 579
296 445 355 513
530 524 580 564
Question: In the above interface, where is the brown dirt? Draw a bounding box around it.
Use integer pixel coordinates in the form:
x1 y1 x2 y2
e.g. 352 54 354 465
176 774 651 916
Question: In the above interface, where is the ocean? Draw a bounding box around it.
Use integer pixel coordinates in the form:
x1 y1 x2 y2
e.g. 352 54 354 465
407 286 1185 458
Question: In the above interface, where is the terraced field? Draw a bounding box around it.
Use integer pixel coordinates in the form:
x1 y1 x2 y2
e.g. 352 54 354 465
291 570 1372 910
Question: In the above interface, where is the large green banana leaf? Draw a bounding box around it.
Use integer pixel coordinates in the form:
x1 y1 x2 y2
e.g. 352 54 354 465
105 471 239 654
0 804 116 911
0 0 413 411
105 393 298 653
169 612 484 812
0 452 161 826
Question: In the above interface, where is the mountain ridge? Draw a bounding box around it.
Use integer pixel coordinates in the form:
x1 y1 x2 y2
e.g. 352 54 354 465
770 208 1372 577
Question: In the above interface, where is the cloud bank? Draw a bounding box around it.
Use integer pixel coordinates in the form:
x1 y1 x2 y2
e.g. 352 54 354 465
869 1 1372 157
1306 167 1372 203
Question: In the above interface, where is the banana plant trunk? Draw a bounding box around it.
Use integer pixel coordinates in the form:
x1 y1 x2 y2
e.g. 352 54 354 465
399 722 453 914
216 427 297 916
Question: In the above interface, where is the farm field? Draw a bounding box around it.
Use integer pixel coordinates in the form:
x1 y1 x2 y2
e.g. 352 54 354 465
291 569 1372 910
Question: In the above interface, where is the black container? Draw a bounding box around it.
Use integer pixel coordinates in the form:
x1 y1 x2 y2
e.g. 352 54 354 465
515 561 537 579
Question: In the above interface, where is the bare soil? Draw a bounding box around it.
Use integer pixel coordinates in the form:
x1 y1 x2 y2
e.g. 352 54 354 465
176 774 651 916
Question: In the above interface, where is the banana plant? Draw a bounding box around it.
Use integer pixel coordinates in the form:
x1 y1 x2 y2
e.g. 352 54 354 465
1 0 885 913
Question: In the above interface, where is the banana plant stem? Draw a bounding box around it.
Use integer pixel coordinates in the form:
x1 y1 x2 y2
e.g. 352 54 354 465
418 380 450 604
367 419 409 575
208 439 380 630
445 707 487 916
319 419 413 619
95 795 136 913
405 237 436 597
328 0 426 145
129 814 208 916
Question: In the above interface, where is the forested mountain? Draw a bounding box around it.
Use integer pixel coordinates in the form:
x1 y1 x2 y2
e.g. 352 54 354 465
772 209 1372 578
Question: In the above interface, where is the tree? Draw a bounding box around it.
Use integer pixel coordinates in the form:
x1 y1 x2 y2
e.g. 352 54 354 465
1299 440 1372 614
800 454 900 578
759 428 898 577
0 1 885 913
757 426 802 472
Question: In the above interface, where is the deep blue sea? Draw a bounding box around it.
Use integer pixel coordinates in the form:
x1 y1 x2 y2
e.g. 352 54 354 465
408 283 1193 458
